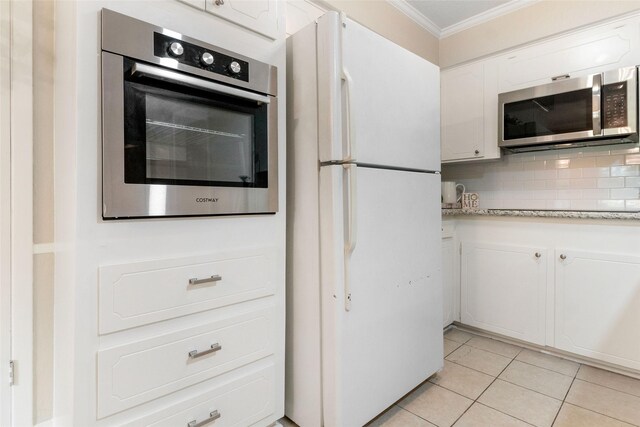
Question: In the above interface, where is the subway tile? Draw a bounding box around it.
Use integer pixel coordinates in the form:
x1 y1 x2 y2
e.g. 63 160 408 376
597 177 626 188
611 145 640 155
581 167 610 178
556 190 581 200
581 146 610 157
535 151 559 161
611 165 640 177
532 190 556 200
596 155 625 167
597 200 625 210
557 168 582 179
523 160 546 171
625 177 640 187
551 159 570 169
570 200 598 210
546 200 571 210
534 169 558 180
610 188 639 199
552 179 571 189
626 200 640 210
625 154 640 165
568 178 597 189
525 180 547 190
568 157 596 169
582 189 610 200
481 199 505 209
502 181 524 191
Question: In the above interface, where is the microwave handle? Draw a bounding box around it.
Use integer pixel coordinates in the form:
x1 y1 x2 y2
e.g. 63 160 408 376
130 62 271 104
592 73 602 136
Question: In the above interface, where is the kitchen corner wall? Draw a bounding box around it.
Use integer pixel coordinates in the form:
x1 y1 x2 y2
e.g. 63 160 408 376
442 145 640 211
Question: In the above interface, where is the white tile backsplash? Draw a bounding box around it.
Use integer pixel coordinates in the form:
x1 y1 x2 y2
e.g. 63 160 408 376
441 145 640 211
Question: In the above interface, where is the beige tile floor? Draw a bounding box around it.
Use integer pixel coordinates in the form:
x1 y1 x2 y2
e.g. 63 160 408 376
280 328 640 427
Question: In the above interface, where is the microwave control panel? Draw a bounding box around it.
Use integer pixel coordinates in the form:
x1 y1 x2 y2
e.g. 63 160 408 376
153 33 249 82
602 82 628 128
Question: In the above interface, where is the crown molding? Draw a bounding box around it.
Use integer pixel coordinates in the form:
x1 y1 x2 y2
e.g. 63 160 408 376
387 0 441 38
441 0 541 38
388 0 541 39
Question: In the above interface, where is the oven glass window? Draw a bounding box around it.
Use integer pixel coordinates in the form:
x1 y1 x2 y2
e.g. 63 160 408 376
123 59 268 188
503 88 593 140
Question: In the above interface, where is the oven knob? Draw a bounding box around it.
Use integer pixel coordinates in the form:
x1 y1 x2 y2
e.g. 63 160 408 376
201 52 214 66
168 42 184 57
228 61 241 74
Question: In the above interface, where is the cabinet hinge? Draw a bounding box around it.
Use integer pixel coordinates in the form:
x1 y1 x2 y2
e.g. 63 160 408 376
8 360 14 386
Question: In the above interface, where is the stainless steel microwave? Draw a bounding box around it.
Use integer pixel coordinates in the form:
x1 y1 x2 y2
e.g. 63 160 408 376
101 10 278 219
499 67 638 152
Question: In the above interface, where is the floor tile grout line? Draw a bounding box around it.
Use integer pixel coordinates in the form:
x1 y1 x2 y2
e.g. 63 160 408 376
395 405 438 426
473 401 538 427
450 348 524 426
572 377 640 400
559 401 640 427
449 340 522 360
550 370 578 426
512 357 579 378
445 357 509 378
496 376 569 402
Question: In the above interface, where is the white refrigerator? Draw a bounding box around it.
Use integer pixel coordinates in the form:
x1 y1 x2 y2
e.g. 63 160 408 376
286 11 443 427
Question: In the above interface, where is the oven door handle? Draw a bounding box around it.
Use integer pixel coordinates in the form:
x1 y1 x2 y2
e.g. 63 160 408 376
130 62 271 104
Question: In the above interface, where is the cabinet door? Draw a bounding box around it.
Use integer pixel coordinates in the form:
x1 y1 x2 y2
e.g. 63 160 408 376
441 62 485 162
442 236 455 328
498 17 640 93
461 241 547 345
555 249 640 371
205 0 279 39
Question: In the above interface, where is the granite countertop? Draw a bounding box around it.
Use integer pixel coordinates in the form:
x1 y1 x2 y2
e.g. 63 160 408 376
442 209 640 220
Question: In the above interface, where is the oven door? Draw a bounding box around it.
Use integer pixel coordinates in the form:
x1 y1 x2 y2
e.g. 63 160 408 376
102 51 277 219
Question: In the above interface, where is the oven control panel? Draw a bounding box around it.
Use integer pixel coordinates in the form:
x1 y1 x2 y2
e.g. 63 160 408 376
153 33 249 82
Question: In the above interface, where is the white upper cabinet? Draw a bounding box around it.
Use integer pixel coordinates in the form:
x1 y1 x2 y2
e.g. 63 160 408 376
441 60 500 163
555 249 640 371
498 17 640 93
205 0 280 39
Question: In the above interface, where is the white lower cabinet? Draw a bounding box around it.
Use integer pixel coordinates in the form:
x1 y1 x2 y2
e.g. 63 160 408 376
461 241 547 345
453 217 640 373
122 365 275 427
555 249 640 371
442 222 457 327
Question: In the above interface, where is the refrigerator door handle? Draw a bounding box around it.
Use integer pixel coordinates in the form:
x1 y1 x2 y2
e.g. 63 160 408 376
341 68 356 161
343 163 358 311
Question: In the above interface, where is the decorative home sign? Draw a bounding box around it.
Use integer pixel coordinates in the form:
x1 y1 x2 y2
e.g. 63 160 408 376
462 192 479 209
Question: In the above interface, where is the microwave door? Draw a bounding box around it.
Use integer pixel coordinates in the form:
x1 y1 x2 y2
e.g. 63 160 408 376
500 73 602 148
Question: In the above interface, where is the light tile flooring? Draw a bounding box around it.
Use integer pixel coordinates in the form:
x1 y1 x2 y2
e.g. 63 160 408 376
281 328 640 427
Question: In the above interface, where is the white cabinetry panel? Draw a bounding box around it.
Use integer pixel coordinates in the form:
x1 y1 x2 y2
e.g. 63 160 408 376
99 249 276 333
205 0 279 39
555 249 640 371
461 241 547 345
442 223 457 327
498 17 640 92
97 308 274 417
441 60 500 163
123 365 275 427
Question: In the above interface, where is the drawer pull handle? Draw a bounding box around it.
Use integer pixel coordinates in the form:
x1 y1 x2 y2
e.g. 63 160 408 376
535 252 541 258
560 254 567 260
189 343 222 359
187 410 221 427
551 74 570 81
189 275 222 285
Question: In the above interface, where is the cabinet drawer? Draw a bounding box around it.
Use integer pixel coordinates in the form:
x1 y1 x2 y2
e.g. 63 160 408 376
123 365 275 427
99 249 276 334
97 308 274 417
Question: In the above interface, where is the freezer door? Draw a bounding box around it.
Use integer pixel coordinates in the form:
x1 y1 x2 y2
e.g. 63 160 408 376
319 165 443 427
317 13 441 172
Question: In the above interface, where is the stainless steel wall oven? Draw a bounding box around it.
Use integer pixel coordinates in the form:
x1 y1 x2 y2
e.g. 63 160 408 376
101 9 278 219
